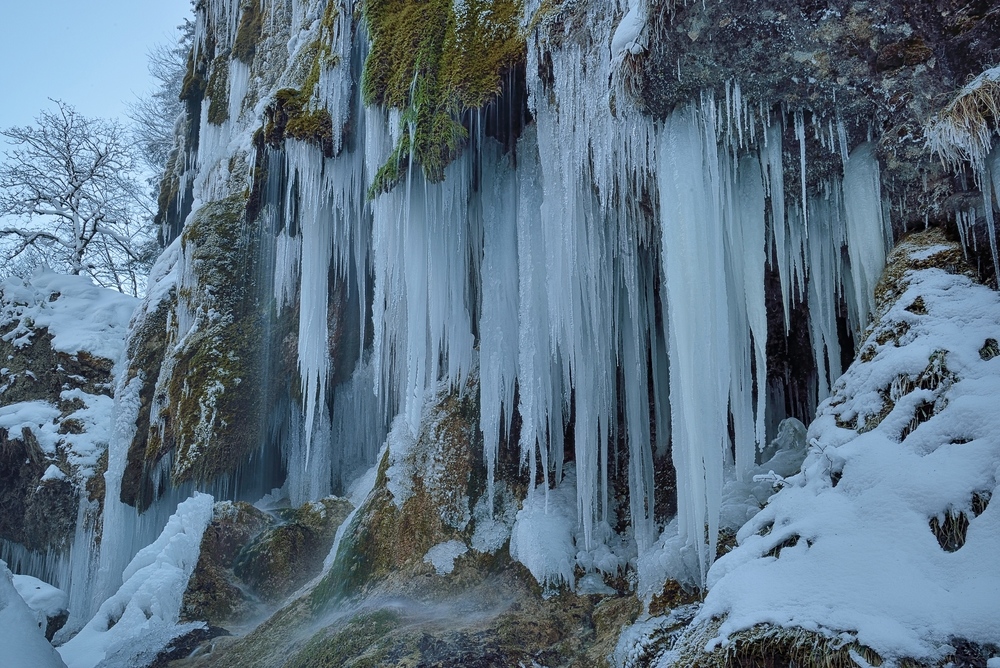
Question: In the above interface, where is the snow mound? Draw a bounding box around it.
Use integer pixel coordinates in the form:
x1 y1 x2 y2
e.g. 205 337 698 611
13 574 68 632
57 493 214 668
0 561 68 668
0 271 138 362
688 235 1000 663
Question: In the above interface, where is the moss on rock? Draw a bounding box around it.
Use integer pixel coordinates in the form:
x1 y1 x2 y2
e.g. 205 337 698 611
361 0 525 196
260 0 342 157
233 0 264 64
206 56 231 125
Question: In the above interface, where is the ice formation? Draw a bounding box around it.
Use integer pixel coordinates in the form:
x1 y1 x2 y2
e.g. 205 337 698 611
58 493 213 668
112 0 904 594
33 0 1000 646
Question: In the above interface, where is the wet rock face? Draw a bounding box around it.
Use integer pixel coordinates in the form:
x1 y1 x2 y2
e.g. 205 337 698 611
182 501 274 624
233 496 352 602
182 498 353 625
632 0 1000 229
0 430 77 552
120 195 279 510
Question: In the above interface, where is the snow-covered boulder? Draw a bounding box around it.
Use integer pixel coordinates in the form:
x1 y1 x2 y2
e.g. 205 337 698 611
13 574 69 641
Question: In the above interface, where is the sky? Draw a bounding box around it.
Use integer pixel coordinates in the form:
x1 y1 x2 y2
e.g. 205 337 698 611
0 0 194 132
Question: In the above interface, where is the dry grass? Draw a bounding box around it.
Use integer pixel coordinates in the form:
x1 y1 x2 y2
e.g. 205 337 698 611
925 67 1000 173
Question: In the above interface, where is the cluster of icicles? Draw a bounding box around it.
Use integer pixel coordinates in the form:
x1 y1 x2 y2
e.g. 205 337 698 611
186 0 892 585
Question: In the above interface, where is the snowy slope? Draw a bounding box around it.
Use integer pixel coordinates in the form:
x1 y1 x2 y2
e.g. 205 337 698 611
0 271 138 362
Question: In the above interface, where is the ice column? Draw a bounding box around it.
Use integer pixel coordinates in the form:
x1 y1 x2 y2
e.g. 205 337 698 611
658 103 732 581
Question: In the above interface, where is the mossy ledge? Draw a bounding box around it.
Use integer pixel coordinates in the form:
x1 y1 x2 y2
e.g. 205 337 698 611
260 0 341 157
362 0 526 197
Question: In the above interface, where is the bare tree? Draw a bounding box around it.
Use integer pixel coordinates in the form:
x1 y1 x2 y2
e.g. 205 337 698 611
128 17 194 178
0 101 155 295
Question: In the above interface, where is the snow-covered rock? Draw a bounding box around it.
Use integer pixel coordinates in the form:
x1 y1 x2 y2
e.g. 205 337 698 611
13 574 69 640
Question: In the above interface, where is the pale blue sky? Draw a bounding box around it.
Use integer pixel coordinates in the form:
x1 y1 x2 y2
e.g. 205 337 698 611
0 0 194 131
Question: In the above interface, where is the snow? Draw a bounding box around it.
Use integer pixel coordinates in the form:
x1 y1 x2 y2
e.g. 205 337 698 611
637 419 807 595
13 574 68 631
0 271 138 362
611 0 648 60
0 390 113 483
0 561 68 668
424 540 469 575
42 465 68 482
687 240 1000 662
57 493 214 668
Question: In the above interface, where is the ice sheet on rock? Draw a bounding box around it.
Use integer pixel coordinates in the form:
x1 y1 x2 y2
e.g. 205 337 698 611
0 562 67 668
424 540 469 575
509 468 579 592
58 493 214 668
470 484 518 554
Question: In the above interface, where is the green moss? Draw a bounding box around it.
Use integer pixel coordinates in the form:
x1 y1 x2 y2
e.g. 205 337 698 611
149 194 269 489
207 56 231 125
285 610 401 668
361 0 525 196
180 50 207 103
233 1 263 64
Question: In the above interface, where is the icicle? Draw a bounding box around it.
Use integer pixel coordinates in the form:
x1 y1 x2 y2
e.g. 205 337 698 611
795 109 809 235
983 146 1000 282
657 102 731 584
843 142 887 333
733 154 768 460
762 122 791 331
479 141 520 509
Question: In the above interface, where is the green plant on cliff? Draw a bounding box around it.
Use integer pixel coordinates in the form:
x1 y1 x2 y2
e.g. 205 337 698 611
362 0 525 197
233 0 264 64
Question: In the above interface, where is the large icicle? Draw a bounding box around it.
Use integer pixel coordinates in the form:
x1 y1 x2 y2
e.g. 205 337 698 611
479 141 521 507
658 102 731 583
843 142 888 333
